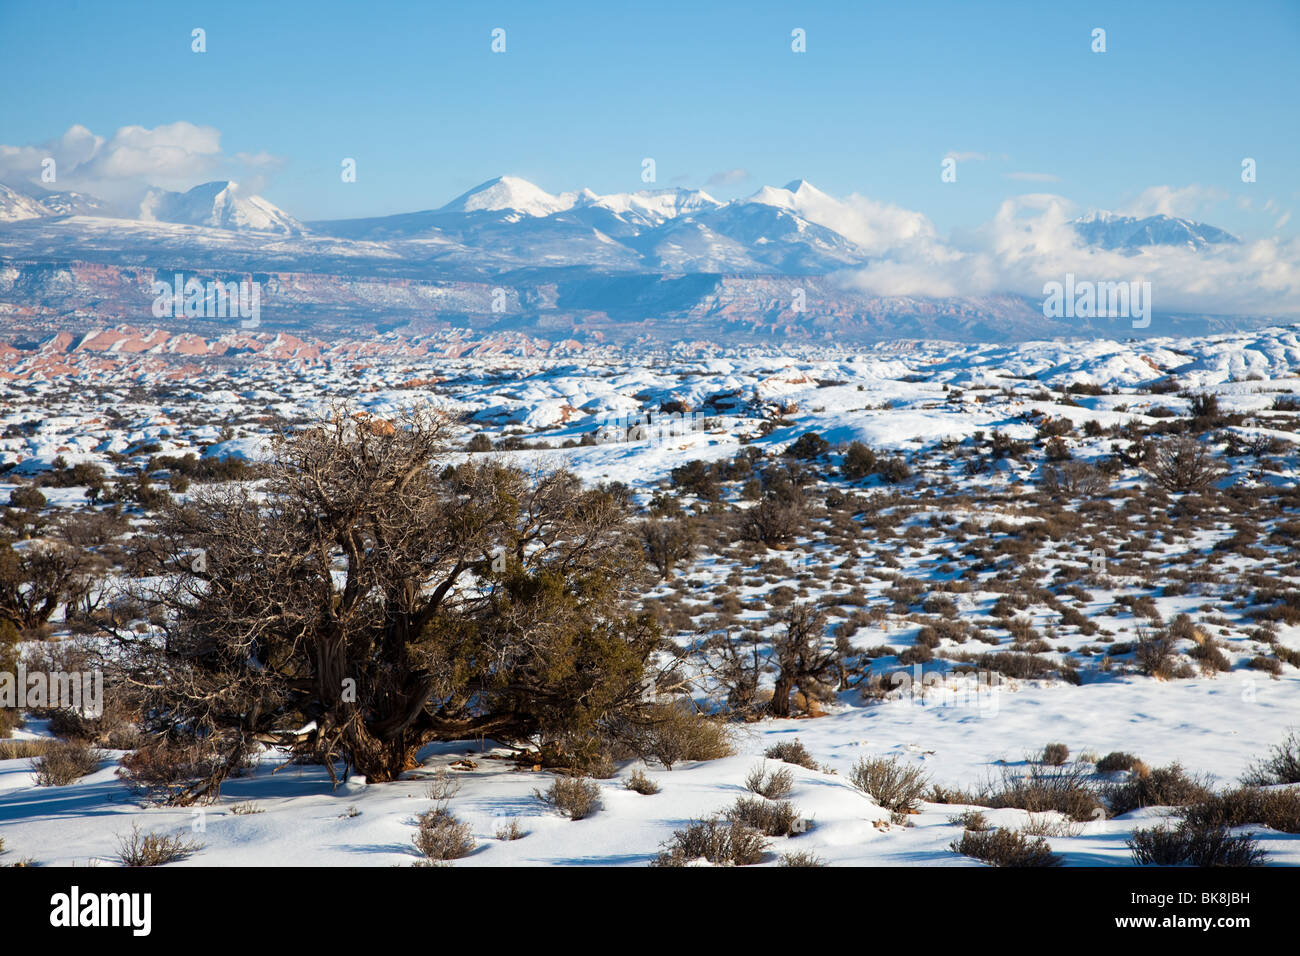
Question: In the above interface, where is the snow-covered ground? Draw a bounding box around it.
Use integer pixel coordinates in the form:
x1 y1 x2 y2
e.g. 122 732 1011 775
3 325 1300 866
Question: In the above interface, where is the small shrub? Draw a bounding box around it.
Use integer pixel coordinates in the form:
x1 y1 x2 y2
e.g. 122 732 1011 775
987 762 1103 822
32 739 104 786
535 775 602 820
850 756 929 813
495 818 526 841
1128 822 1267 867
1243 728 1300 785
115 826 204 867
652 817 768 867
1182 787 1300 834
1248 654 1282 676
625 768 661 795
1107 763 1213 816
744 763 795 800
951 828 1062 867
425 767 462 802
1096 751 1146 775
116 738 232 803
949 809 991 831
413 808 475 861
764 738 818 770
1135 630 1177 679
725 796 801 836
1041 743 1069 766
634 702 733 770
779 851 827 867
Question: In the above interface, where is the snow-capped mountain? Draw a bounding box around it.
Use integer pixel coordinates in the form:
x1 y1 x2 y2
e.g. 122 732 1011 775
139 181 305 235
572 186 723 228
0 182 109 221
304 175 869 272
1071 211 1238 251
0 183 49 222
0 173 1282 347
438 175 576 218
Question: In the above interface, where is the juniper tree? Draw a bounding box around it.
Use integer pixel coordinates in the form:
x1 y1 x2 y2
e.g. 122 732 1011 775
110 407 667 801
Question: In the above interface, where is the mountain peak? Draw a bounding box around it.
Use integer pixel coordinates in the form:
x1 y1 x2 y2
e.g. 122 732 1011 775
1071 211 1238 250
139 181 304 235
440 176 572 217
783 179 823 197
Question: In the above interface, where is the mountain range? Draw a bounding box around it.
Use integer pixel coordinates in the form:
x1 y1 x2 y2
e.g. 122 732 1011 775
0 174 1268 346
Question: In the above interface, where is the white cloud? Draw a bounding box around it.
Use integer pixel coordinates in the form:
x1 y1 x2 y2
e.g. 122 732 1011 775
779 187 937 255
840 191 1300 315
944 151 988 162
0 122 285 209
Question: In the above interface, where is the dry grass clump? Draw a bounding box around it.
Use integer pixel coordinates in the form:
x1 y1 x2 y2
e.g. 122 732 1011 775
779 850 827 867
0 739 50 761
744 763 795 799
115 826 205 866
495 818 526 841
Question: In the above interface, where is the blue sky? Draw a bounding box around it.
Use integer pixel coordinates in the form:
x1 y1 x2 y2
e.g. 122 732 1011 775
1 0 1297 237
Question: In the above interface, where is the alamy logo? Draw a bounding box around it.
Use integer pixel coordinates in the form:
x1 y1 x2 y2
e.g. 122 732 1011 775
888 664 1000 717
594 409 709 447
0 666 103 717
50 886 151 936
152 273 261 328
1042 273 1151 329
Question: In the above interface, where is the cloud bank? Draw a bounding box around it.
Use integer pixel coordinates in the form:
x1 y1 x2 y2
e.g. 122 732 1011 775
0 123 283 209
